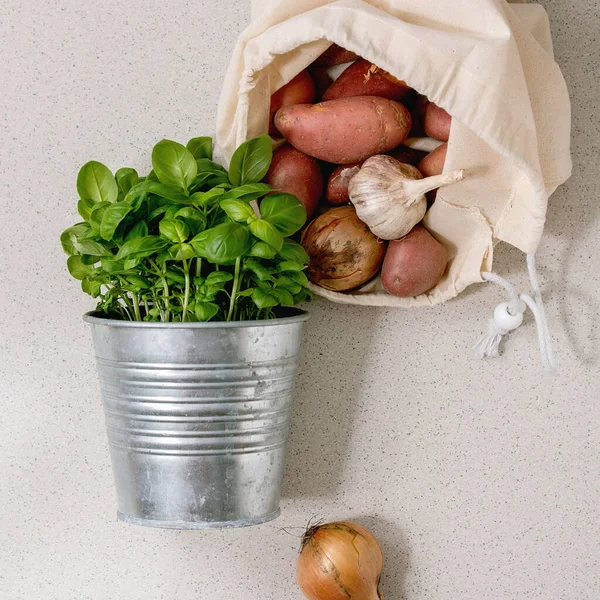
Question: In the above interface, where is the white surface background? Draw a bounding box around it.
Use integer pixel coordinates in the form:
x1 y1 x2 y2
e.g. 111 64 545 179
1 1 598 599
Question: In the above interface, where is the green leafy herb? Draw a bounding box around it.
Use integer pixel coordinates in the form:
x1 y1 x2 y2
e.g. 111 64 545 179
62 135 310 322
228 135 272 187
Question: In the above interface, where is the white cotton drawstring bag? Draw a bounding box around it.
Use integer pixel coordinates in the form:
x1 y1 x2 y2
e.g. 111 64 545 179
216 0 572 367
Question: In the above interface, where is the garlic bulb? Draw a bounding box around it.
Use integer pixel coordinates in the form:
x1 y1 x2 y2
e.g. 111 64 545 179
348 155 465 240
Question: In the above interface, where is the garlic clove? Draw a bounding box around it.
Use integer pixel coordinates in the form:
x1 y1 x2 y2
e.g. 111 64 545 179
348 155 465 240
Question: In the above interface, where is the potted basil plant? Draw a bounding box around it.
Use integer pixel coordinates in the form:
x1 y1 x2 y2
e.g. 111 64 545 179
61 134 310 529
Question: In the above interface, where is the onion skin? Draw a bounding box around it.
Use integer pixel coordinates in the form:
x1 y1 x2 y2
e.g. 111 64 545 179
297 521 384 600
301 206 387 291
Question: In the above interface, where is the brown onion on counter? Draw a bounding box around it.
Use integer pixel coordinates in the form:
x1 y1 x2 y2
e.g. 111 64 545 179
297 521 384 600
301 206 386 292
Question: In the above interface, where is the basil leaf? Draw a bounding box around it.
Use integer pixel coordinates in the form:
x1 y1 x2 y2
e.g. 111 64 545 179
72 237 113 257
245 258 274 281
81 278 102 298
260 192 307 236
125 221 148 242
168 243 195 260
101 258 127 274
89 201 111 234
279 239 309 264
77 198 95 222
116 235 170 260
77 161 118 204
151 140 197 190
115 168 139 196
274 275 302 295
237 288 254 298
100 203 133 241
206 272 234 285
191 222 251 264
271 288 295 306
174 207 207 235
252 288 279 309
61 223 92 255
249 220 283 252
67 255 93 280
159 219 190 244
277 260 305 272
190 188 225 208
228 135 272 186
195 302 219 322
221 183 273 202
248 241 278 259
220 199 256 223
187 137 213 160
124 180 189 204
286 270 309 288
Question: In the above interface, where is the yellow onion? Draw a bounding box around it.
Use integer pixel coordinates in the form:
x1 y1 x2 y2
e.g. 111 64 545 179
301 206 386 291
297 521 384 600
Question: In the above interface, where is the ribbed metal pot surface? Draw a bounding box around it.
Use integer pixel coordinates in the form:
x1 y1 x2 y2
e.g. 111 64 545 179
84 310 308 529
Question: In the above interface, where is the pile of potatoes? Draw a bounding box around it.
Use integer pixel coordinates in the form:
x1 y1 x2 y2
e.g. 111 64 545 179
264 44 453 298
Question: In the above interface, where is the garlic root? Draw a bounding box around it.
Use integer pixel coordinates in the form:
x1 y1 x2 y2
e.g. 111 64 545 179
348 155 465 240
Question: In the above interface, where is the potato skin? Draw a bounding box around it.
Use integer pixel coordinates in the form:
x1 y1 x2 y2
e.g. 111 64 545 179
312 44 359 67
322 59 410 102
275 97 412 164
265 144 323 219
418 143 448 177
381 225 448 297
301 206 387 291
423 102 452 142
269 70 316 137
388 145 420 166
326 163 361 204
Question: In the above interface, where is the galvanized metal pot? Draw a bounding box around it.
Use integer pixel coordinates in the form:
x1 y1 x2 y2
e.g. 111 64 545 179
84 310 308 530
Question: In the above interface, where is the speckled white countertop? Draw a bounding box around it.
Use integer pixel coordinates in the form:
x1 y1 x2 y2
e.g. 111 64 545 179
1 1 598 599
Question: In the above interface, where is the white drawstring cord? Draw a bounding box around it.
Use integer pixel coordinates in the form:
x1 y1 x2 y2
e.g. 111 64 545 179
475 254 556 371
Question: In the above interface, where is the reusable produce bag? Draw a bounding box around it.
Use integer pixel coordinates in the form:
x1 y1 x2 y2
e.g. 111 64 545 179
216 0 571 311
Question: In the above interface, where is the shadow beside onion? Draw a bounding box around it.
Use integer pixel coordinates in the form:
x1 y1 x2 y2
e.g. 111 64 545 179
353 515 411 600
281 299 381 499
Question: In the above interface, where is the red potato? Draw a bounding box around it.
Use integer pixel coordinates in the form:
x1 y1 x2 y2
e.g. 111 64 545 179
418 143 448 204
312 44 359 67
309 67 334 100
322 59 410 102
275 97 412 164
418 143 448 177
423 102 452 142
326 146 418 204
381 225 448 297
388 145 420 166
269 70 316 137
265 145 323 219
326 163 361 204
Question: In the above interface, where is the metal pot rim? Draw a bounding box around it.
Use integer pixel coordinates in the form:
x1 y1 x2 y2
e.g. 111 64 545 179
83 308 309 329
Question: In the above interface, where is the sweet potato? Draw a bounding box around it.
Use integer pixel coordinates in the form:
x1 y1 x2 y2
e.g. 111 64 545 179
275 97 412 164
423 102 452 142
381 225 448 297
312 44 359 68
326 163 361 204
269 70 316 137
322 59 410 102
265 144 323 218
418 143 448 177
